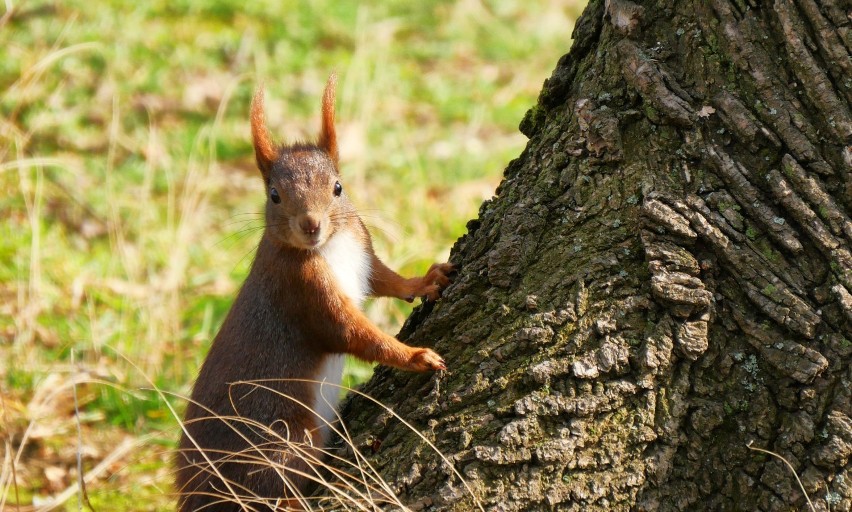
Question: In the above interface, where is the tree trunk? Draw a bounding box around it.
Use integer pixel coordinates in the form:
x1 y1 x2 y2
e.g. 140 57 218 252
329 0 852 510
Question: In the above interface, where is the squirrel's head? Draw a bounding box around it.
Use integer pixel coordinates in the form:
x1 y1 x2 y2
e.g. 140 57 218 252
251 74 351 250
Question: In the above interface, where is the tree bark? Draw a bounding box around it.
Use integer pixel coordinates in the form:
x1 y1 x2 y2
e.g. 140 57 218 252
329 0 852 510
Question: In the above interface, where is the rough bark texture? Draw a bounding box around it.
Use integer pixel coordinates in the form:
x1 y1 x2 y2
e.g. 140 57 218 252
330 0 852 510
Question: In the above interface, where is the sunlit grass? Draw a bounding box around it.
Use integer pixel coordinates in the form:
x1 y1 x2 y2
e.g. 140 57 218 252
0 0 584 509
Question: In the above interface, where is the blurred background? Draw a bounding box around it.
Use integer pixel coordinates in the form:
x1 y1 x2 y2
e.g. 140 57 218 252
0 0 584 509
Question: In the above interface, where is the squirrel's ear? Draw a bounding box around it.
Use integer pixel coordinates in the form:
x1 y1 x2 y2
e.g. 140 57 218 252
318 73 338 165
251 87 277 181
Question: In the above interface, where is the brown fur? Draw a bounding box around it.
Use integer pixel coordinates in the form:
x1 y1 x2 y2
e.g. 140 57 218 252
175 75 452 511
317 74 338 163
250 88 277 181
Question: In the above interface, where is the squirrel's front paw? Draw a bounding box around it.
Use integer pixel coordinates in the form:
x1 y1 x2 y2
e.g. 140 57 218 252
408 348 446 372
406 263 456 302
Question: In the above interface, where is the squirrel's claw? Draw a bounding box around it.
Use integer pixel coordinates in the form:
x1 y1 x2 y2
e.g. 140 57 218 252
410 262 455 302
409 348 446 372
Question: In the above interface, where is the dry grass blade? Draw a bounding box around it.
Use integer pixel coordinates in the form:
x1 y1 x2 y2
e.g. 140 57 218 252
0 389 22 512
233 379 484 512
33 437 136 512
746 441 815 512
225 382 408 511
114 352 252 511
130 374 475 510
0 158 74 174
171 390 404 510
71 350 93 512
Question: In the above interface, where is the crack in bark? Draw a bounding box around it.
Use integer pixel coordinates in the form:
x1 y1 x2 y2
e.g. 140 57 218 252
704 146 803 254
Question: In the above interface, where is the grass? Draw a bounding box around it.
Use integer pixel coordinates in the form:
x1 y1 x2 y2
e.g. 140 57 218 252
0 0 584 509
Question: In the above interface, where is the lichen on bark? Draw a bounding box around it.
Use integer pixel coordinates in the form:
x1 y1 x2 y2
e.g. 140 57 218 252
327 0 852 510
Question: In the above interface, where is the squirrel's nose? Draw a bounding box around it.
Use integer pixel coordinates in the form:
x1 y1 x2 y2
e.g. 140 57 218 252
299 216 321 235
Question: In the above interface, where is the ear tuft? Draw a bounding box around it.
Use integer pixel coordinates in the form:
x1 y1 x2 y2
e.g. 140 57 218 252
251 87 277 181
318 73 338 164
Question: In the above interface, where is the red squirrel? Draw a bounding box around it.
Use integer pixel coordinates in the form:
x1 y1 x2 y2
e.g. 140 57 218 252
175 75 453 511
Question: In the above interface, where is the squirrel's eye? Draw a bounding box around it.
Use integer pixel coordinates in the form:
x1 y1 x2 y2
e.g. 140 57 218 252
333 181 343 197
270 187 281 204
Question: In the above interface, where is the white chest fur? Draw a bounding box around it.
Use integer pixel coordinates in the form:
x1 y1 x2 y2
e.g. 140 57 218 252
318 229 372 306
313 229 372 441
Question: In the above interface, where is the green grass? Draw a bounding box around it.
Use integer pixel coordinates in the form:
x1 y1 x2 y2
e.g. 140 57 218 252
0 0 584 509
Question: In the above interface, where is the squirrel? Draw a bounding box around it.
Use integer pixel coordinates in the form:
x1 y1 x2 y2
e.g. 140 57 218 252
174 74 454 512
